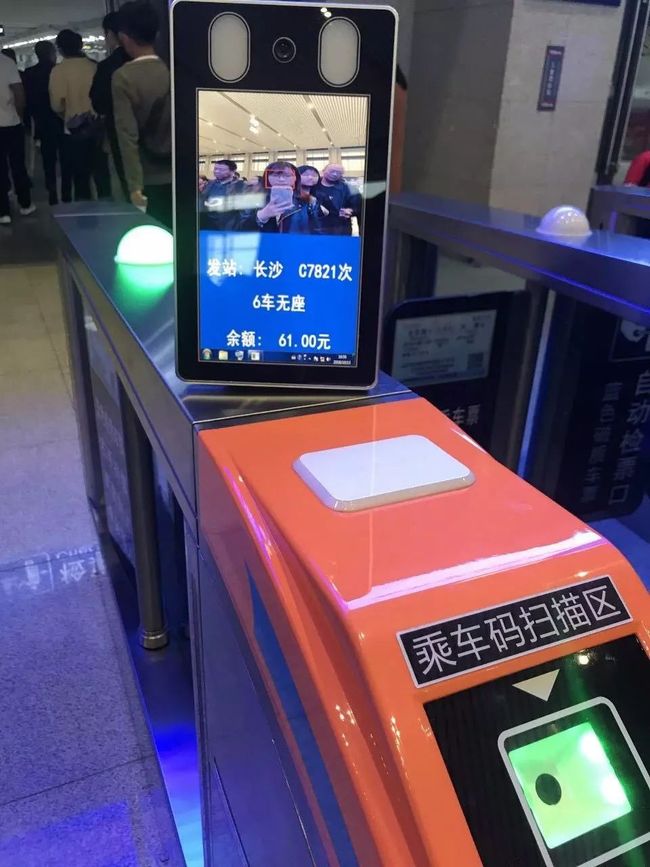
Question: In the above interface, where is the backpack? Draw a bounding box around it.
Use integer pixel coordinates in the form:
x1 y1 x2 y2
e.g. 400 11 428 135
67 111 103 141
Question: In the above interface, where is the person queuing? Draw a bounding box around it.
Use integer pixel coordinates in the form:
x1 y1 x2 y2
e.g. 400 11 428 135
245 176 263 192
314 163 361 235
90 12 129 200
49 29 107 202
0 49 35 224
1 48 20 70
297 164 332 232
297 164 322 199
241 160 325 234
199 159 244 229
22 41 62 205
113 1 173 228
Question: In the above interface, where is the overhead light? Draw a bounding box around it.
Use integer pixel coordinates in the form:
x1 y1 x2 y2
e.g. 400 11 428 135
3 32 57 48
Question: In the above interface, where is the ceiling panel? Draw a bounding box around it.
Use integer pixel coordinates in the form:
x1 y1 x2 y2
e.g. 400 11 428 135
233 92 325 149
198 90 367 156
0 0 104 41
311 94 367 147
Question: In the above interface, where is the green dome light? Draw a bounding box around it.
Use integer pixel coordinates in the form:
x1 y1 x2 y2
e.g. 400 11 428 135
114 225 174 266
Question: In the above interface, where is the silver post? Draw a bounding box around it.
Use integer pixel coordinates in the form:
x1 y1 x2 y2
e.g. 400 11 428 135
119 381 168 649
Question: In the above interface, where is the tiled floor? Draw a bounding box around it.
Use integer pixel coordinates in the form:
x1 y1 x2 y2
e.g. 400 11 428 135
0 263 185 866
0 266 92 560
0 182 58 267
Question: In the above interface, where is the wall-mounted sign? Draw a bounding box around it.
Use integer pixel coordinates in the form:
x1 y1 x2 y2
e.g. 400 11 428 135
538 45 564 112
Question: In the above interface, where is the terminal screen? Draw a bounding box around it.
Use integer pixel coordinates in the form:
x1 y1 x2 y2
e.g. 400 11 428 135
196 90 369 368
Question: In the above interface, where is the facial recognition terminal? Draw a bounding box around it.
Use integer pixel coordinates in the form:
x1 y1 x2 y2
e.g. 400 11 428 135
171 1 397 387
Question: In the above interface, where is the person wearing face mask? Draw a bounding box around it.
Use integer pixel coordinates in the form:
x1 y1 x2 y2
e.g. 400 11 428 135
200 158 244 230
240 160 322 234
313 163 361 235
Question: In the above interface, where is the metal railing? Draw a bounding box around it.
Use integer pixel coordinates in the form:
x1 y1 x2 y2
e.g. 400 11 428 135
589 184 650 234
387 192 650 326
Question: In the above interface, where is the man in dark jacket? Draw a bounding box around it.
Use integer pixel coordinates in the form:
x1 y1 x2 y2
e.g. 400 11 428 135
314 163 362 235
199 159 245 230
90 12 128 199
22 41 62 205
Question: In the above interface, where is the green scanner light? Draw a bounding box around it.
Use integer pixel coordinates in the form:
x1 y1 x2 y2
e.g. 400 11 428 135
114 225 173 266
508 722 631 849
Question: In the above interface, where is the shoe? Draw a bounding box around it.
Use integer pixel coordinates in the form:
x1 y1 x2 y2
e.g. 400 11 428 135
0 215 11 225
19 204 36 216
49 192 59 206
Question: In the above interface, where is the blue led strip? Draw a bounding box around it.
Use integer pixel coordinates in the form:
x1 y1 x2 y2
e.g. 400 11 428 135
247 568 359 867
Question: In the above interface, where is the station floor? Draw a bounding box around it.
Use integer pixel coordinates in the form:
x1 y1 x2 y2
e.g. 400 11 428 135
0 206 187 864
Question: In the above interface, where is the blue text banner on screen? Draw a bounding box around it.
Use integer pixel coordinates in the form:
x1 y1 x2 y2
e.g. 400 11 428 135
199 232 362 363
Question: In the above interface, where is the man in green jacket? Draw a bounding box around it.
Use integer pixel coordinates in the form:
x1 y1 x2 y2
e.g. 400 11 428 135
113 1 172 228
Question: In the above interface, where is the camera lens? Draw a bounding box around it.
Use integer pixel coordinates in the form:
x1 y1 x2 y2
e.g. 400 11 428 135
535 773 562 806
272 37 296 63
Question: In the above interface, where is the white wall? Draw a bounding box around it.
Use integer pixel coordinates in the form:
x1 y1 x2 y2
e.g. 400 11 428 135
403 0 624 215
490 0 624 215
403 0 513 202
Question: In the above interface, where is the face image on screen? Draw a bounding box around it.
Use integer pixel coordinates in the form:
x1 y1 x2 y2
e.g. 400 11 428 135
196 90 369 368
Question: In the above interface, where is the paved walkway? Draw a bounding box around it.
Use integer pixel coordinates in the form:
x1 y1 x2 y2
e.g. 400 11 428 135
0 261 185 867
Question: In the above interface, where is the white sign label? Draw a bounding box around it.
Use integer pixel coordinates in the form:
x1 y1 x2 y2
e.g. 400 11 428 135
392 309 497 385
